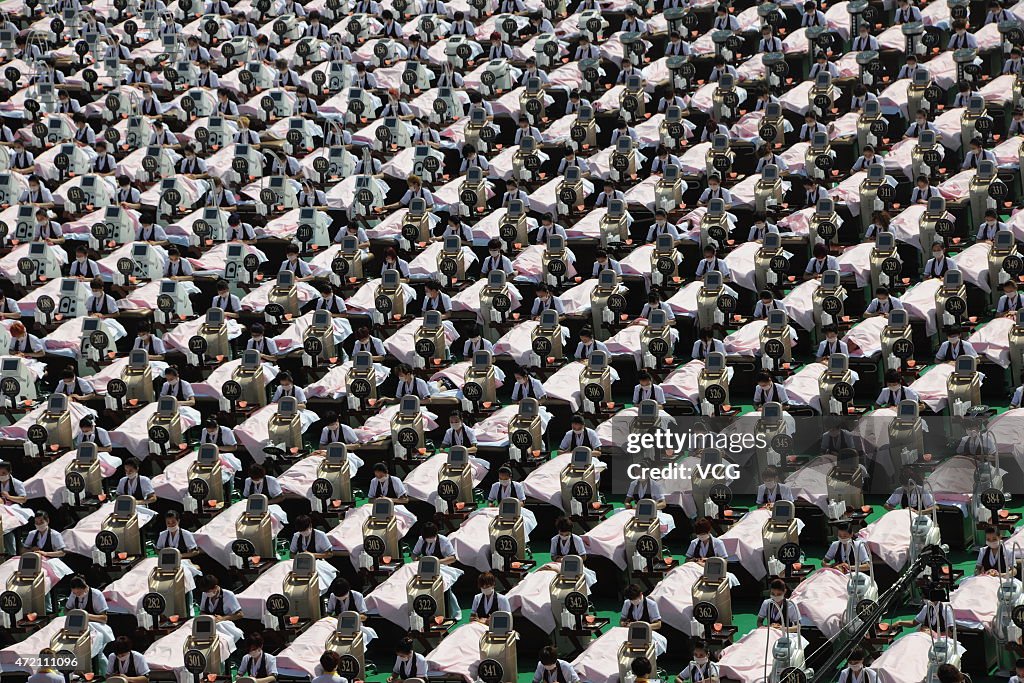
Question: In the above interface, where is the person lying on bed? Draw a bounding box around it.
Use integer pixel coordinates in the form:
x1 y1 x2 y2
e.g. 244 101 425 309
822 523 871 574
756 579 801 634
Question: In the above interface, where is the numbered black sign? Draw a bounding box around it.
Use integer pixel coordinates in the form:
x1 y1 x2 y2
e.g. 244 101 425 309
309 479 332 503
832 381 854 402
463 382 483 401
693 601 719 626
816 222 837 240
231 538 256 559
1013 604 1024 630
397 428 419 448
717 293 737 314
856 598 876 620
415 338 436 358
944 296 967 316
412 594 438 618
149 425 170 444
350 378 371 399
704 384 726 406
494 534 519 558
771 433 793 454
779 668 807 683
183 649 207 675
564 591 589 615
548 258 567 276
65 471 86 494
1004 255 1024 277
437 479 460 502
511 429 533 449
777 542 801 565
142 592 166 616
96 530 119 553
532 337 552 356
764 338 785 359
571 480 594 503
304 337 324 357
188 478 210 501
635 534 660 558
0 377 19 398
338 655 360 677
583 383 605 402
648 337 669 357
980 487 1005 512
881 257 902 276
27 424 48 445
364 534 386 557
892 338 914 359
708 483 732 506
266 593 290 616
934 219 955 236
478 659 504 683
821 295 843 316
0 591 22 615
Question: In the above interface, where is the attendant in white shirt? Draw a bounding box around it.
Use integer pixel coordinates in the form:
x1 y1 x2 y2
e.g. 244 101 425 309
488 466 526 503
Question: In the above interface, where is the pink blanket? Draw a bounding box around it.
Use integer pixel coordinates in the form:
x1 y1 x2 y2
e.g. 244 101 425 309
383 318 460 365
911 363 954 413
193 498 286 568
327 503 417 569
970 318 1013 368
451 279 524 323
902 279 942 337
162 316 244 353
426 621 489 682
151 450 243 502
191 359 281 399
523 452 607 510
275 617 338 677
144 620 238 683
583 508 675 570
403 452 489 505
715 627 787 683
363 560 462 629
988 408 1024 453
235 558 337 618
0 401 95 441
103 557 199 615
786 455 837 513
352 403 440 443
112 402 201 459
661 360 704 405
858 509 915 570
572 626 666 683
872 632 965 683
843 317 887 358
233 403 320 462
24 451 120 503
792 567 850 637
720 508 772 579
648 561 704 634
61 501 158 558
956 242 993 293
447 506 538 573
0 243 67 282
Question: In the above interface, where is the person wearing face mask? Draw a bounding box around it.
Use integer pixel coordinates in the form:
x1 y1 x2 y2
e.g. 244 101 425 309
245 323 278 362
390 639 428 683
573 328 608 361
412 522 456 564
289 515 334 560
462 324 494 358
962 137 996 170
155 510 200 558
0 461 28 556
755 467 794 507
884 471 935 511
530 283 567 317
550 517 587 561
22 512 65 559
75 417 112 451
421 280 452 317
199 417 237 451
836 649 875 683
243 464 284 503
65 575 108 622
84 279 118 320
116 457 157 505
135 215 169 245
976 526 1014 576
646 209 683 242
977 209 1009 241
368 462 409 503
177 144 208 177
326 578 368 619
815 325 849 361
34 208 64 245
754 372 790 408
822 523 870 573
481 239 515 276
350 327 386 360
559 415 601 454
10 141 35 175
876 370 920 407
487 465 526 503
200 575 243 622
685 517 727 562
691 328 724 361
632 372 666 405
620 584 662 629
392 364 432 402
56 366 96 402
470 572 511 623
440 411 478 452
956 420 997 458
380 247 413 279
20 175 55 208
67 246 100 279
695 245 732 281
998 280 1023 316
318 413 357 447
924 242 958 279
864 286 903 318
532 647 581 683
592 249 624 278
164 247 195 280
280 245 314 281
160 367 196 406
212 280 242 319
820 423 859 455
757 579 801 633
676 641 719 683
935 326 977 363
625 461 666 509
510 367 545 401
106 636 149 683
268 372 305 407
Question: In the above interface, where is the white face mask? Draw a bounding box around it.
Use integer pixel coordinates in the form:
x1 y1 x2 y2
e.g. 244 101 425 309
695 658 709 667
987 539 1000 549
482 587 495 596
630 598 643 606
850 664 863 672
840 537 852 546
301 529 312 538
0 474 8 482
772 594 784 604
697 534 710 542
127 472 138 480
